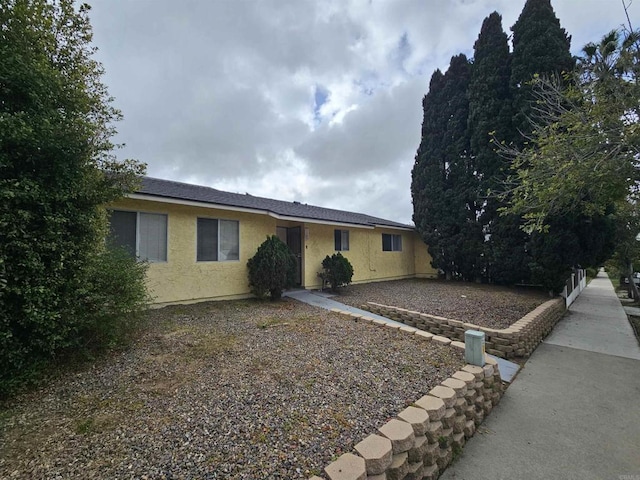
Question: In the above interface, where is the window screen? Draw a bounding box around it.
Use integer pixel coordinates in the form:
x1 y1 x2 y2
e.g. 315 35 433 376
197 218 239 262
382 233 402 251
219 220 239 261
334 229 349 251
197 218 218 262
109 210 137 257
109 210 167 262
138 213 167 262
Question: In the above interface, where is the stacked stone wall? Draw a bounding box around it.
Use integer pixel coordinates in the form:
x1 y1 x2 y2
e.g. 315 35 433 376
309 315 504 480
361 298 565 359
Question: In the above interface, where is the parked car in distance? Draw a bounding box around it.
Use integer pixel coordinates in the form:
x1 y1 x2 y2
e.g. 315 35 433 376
622 272 640 285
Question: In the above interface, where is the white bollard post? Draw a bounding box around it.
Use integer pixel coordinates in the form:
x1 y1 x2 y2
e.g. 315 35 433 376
465 330 486 366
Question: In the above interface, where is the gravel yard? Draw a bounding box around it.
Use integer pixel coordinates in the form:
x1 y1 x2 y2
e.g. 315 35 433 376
338 278 549 329
0 299 463 479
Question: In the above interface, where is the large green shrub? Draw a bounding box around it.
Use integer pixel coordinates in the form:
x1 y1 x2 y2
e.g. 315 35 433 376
247 236 297 300
321 253 354 292
75 245 150 351
0 0 146 398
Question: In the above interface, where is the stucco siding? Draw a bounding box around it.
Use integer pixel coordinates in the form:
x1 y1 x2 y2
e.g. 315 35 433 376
302 224 430 289
302 223 375 288
413 232 438 278
110 198 276 305
109 197 436 304
365 227 417 283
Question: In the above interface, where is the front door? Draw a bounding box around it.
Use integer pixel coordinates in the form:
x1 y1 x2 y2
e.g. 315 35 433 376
286 226 302 286
277 226 302 286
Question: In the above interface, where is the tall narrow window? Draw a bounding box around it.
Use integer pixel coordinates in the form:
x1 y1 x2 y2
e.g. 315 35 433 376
334 229 349 251
139 213 167 262
197 218 218 261
219 219 239 261
109 210 167 262
197 218 240 262
109 210 136 256
382 233 402 252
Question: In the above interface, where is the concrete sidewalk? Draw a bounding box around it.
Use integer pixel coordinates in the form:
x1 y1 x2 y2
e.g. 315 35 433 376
441 272 640 480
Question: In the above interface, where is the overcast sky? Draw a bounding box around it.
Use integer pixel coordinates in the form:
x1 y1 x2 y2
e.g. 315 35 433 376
86 0 638 225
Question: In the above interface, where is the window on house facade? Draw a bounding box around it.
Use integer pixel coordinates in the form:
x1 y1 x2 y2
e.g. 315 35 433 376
109 210 168 262
197 218 239 261
334 229 349 251
382 233 402 252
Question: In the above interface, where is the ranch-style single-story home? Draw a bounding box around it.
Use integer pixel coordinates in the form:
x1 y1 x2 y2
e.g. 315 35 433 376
108 177 437 305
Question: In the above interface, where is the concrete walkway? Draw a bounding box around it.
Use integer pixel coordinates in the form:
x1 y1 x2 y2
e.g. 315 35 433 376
283 289 406 327
441 271 640 480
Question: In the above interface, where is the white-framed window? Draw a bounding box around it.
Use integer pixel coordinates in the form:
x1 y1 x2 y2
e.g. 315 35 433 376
109 210 168 262
382 233 402 252
334 229 350 251
197 218 239 262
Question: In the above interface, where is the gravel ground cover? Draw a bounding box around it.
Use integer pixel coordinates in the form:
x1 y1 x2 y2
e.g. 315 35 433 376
337 278 549 330
0 299 463 479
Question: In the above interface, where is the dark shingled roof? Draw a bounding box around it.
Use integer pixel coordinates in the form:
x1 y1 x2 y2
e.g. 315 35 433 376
136 177 413 230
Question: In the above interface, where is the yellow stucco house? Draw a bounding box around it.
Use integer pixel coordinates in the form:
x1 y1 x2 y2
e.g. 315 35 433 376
108 177 437 305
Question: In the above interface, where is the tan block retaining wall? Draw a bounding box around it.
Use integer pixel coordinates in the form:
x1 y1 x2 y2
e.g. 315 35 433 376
360 298 566 359
309 311 505 480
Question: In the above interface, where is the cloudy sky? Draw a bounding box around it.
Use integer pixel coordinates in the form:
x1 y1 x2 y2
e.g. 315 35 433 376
86 0 638 225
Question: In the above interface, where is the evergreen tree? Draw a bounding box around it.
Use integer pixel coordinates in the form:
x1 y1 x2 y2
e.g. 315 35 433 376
502 0 574 286
510 0 574 143
528 212 616 292
467 12 527 283
469 12 512 173
414 0 601 290
412 54 482 280
412 70 447 275
503 27 637 291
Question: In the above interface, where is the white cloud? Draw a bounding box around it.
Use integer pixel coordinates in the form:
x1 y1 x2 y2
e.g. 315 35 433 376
87 0 640 225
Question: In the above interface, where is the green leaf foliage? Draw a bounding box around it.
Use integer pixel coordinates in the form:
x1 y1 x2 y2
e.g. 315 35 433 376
411 54 483 281
468 12 530 284
412 0 611 291
510 0 574 143
486 0 573 288
247 236 297 300
0 0 146 397
505 27 639 229
320 252 354 292
500 26 638 291
528 212 616 292
74 245 150 351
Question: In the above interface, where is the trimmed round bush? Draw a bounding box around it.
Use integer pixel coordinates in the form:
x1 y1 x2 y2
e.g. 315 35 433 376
321 252 354 292
247 236 297 300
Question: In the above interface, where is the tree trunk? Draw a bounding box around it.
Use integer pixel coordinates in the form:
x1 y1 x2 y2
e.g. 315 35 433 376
627 263 640 302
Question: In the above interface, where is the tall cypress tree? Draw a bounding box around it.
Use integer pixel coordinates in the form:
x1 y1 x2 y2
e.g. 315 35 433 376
412 54 481 280
469 12 512 169
412 69 450 276
510 0 573 143
467 12 525 283
414 0 587 289
510 0 577 290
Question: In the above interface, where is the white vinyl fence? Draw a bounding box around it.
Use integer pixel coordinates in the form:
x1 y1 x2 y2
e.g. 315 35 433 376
560 268 587 308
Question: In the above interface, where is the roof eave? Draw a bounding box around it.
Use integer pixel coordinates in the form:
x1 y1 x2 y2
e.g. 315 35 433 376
125 193 391 229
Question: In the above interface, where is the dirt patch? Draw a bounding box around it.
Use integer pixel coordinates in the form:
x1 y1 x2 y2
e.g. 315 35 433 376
337 278 550 329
